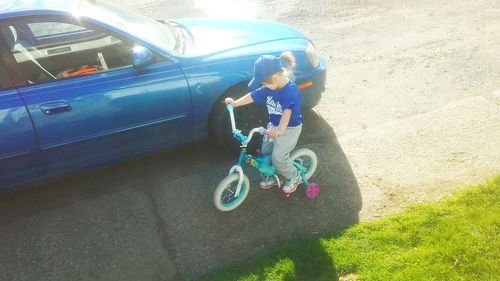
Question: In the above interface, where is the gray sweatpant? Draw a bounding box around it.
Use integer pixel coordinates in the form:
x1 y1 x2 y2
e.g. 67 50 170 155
261 123 302 179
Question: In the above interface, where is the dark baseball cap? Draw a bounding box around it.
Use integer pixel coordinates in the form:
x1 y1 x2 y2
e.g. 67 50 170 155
248 55 284 90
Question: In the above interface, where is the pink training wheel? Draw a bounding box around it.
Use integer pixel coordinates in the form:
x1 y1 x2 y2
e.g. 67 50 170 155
305 183 320 199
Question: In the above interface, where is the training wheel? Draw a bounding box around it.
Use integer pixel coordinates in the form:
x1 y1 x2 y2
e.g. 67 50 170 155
305 183 320 199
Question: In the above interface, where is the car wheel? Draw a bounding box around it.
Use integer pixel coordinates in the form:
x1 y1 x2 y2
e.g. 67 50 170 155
210 86 267 152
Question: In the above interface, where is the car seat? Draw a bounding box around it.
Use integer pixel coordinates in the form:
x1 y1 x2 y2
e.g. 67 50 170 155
1 25 57 81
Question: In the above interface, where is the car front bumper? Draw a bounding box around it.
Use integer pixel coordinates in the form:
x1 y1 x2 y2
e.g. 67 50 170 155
297 59 327 109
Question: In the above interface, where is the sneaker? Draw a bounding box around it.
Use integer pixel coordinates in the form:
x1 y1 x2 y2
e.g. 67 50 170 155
282 174 301 193
259 177 278 190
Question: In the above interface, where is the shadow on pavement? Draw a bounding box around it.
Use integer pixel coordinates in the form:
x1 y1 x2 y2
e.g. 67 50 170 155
155 110 362 279
0 110 361 281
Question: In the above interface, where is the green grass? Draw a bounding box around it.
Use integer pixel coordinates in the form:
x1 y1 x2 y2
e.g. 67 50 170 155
198 176 500 281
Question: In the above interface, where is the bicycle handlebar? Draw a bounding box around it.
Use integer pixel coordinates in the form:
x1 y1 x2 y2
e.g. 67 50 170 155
226 104 237 132
246 127 266 144
226 104 267 146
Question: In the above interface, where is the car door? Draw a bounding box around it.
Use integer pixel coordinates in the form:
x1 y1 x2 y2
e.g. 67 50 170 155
0 50 42 190
0 17 192 178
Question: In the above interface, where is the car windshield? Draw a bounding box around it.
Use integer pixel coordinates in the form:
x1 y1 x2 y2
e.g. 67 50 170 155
79 0 177 53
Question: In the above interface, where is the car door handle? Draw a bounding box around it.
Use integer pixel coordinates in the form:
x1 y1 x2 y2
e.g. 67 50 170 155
40 101 72 115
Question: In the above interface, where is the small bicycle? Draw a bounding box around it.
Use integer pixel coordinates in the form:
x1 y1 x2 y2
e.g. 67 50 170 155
213 104 319 212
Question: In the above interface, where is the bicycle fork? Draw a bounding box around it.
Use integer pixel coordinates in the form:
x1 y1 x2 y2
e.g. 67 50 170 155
228 165 245 197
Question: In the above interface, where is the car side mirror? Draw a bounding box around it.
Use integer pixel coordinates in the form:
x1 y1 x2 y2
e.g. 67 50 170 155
132 46 154 68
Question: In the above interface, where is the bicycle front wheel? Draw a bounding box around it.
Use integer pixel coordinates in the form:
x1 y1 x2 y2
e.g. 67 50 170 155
214 173 250 211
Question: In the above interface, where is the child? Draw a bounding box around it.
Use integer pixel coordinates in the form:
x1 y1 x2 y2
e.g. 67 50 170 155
225 51 302 194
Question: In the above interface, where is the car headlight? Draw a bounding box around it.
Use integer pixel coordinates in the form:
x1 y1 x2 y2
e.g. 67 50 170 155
305 42 320 68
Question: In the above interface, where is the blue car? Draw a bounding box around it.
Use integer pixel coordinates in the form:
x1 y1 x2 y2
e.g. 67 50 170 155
0 0 326 191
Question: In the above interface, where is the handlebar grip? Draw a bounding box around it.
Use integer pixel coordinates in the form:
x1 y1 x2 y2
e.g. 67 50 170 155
257 127 267 135
262 128 274 142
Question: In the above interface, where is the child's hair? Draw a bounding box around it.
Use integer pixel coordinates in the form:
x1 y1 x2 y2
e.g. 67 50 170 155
279 51 296 70
265 51 296 83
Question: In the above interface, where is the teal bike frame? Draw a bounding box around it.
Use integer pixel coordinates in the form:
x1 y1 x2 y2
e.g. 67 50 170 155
226 104 310 198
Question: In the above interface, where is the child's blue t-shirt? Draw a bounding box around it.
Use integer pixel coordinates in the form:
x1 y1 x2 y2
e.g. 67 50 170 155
250 81 302 127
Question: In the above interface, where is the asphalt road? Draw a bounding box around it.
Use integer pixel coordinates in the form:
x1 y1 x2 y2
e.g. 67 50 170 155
0 111 360 280
1 0 499 280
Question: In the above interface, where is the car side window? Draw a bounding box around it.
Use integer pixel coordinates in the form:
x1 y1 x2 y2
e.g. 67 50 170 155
0 66 4 90
0 20 135 85
0 58 11 90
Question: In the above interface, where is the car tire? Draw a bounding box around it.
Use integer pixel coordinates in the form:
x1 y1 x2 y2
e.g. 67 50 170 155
210 84 267 152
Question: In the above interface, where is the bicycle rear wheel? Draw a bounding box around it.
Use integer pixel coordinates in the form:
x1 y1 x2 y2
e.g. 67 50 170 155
291 148 318 181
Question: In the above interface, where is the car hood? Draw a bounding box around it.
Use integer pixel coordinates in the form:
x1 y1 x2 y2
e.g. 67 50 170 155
169 19 306 56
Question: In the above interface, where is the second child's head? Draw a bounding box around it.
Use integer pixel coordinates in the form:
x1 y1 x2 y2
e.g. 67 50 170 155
248 52 296 90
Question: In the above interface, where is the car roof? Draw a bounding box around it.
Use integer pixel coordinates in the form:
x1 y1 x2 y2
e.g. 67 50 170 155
0 0 83 17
